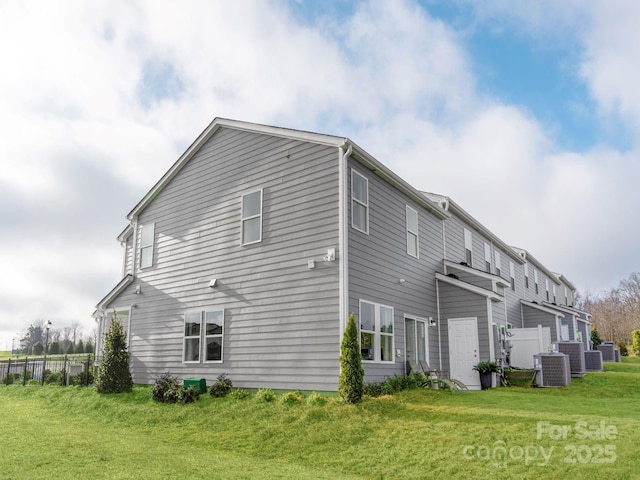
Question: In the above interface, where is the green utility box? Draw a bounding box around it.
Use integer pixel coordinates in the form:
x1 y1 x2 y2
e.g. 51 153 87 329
184 378 207 394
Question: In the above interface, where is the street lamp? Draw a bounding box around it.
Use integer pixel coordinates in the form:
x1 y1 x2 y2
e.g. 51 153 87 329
42 320 52 385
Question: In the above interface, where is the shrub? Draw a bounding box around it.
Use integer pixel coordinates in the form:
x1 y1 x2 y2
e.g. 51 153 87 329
280 390 303 405
590 328 603 350
180 385 201 404
77 369 94 386
152 372 180 403
617 342 629 357
2 372 14 385
32 342 44 355
209 373 233 398
306 392 326 406
338 313 364 404
95 317 133 394
43 369 61 385
364 382 383 397
20 370 33 383
228 389 251 400
256 388 276 403
632 330 640 357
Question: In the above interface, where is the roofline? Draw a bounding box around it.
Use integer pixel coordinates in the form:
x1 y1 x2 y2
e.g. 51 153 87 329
350 144 448 220
127 118 347 220
541 302 579 317
117 224 133 243
435 272 503 302
96 274 134 310
444 260 510 289
424 193 523 263
552 272 577 291
521 300 565 318
511 247 562 285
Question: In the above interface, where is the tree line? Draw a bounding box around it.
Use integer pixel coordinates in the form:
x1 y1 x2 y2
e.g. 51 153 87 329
578 272 640 346
16 319 94 356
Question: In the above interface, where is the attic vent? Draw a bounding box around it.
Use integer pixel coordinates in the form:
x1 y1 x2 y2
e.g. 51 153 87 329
447 273 459 280
459 261 469 267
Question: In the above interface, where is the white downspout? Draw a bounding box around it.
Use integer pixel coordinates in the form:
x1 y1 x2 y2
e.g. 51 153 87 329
131 219 139 276
436 279 443 370
338 143 352 345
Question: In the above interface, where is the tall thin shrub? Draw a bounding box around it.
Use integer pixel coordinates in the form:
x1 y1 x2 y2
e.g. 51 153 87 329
338 313 364 404
95 316 133 393
632 330 640 357
590 328 603 349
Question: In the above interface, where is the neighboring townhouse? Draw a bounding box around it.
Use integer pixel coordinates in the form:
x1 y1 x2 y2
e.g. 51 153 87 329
95 117 589 391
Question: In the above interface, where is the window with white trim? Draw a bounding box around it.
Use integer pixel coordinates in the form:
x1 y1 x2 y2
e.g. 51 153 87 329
534 269 539 294
495 251 502 277
552 284 556 303
359 300 394 363
463 229 473 266
524 263 529 289
484 244 492 273
183 309 224 363
509 261 515 291
241 190 263 245
140 223 155 269
564 286 568 305
351 170 369 233
545 278 550 301
406 206 419 258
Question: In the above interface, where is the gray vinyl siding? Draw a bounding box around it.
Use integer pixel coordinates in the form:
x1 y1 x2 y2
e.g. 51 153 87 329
347 158 443 383
106 127 341 391
522 305 560 342
123 234 133 276
504 253 526 328
437 281 491 371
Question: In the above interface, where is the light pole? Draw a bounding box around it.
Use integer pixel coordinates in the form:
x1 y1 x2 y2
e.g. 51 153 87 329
42 320 52 385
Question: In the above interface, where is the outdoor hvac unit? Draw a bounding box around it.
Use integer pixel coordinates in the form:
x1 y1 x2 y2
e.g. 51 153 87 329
597 343 615 361
556 341 586 378
533 353 571 387
584 350 603 371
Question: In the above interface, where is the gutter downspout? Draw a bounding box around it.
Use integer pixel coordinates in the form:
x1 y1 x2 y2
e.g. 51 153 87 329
338 143 352 345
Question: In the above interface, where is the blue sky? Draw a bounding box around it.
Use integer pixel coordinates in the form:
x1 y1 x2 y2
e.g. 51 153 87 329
1 0 639 349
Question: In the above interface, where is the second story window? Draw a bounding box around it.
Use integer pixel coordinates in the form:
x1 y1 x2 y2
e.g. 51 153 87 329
534 269 539 294
509 261 515 291
484 244 492 273
139 223 155 269
241 189 263 245
495 251 502 277
464 228 473 266
545 278 550 301
524 263 529 289
565 287 568 305
351 170 369 234
553 285 557 303
406 206 419 258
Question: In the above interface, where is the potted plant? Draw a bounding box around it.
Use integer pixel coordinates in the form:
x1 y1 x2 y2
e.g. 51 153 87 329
473 361 501 390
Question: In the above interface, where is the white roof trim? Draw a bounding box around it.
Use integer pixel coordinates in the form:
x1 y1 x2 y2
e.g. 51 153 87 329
511 247 562 285
521 300 565 318
444 260 510 289
96 274 134 310
542 302 581 318
117 224 134 243
552 272 576 291
436 272 503 302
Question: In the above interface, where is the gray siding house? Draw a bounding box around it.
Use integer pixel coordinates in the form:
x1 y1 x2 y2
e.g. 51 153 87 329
95 118 589 392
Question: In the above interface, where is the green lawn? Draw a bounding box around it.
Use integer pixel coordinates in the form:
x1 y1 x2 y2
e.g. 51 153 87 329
1 359 639 479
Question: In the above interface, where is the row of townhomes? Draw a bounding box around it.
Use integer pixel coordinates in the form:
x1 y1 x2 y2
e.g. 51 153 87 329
94 118 592 391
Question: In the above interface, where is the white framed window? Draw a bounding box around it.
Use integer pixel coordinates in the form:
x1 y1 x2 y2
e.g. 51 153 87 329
463 228 473 266
351 170 369 234
359 300 394 363
509 261 515 291
524 263 530 289
495 251 502 277
140 223 155 269
405 316 429 366
534 269 539 294
241 190 263 245
406 206 419 258
564 286 568 305
183 312 201 363
183 309 225 363
552 285 557 303
545 278 550 301
484 244 492 273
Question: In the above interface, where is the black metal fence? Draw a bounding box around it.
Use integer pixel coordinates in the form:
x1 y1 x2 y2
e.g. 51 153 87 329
0 354 95 386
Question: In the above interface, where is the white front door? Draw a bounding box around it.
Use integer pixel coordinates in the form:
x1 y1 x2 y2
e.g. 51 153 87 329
448 318 480 387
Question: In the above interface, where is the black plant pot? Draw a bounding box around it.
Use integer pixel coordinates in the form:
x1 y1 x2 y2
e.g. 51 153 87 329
479 372 493 390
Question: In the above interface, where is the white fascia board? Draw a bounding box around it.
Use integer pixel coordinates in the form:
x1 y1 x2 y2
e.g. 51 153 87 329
117 224 134 243
426 194 524 264
96 274 134 310
127 117 347 220
552 272 577 291
542 302 579 318
444 260 510 288
511 247 562 285
521 300 565 319
436 272 503 302
350 146 449 220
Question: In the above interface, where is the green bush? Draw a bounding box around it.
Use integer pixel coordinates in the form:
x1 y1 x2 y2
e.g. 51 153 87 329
338 313 364 404
280 390 303 405
180 385 201 404
306 392 326 406
152 373 180 403
209 373 233 398
228 389 251 400
76 369 94 386
43 369 62 385
19 370 33 383
591 328 603 349
363 382 383 397
2 372 15 385
632 330 640 357
617 342 629 357
255 388 276 403
95 317 133 394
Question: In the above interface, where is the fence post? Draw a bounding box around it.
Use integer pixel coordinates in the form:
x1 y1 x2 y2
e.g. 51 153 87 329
22 357 28 386
63 355 68 386
5 358 11 385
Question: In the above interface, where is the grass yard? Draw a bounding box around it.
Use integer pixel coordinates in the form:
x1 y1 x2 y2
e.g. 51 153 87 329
1 359 639 479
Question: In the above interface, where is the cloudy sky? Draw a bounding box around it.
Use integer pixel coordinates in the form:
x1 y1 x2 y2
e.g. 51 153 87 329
1 0 639 350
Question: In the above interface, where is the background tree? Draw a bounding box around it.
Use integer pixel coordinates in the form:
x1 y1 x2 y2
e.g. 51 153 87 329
95 317 132 393
31 341 44 355
590 328 603 350
338 313 364 404
19 321 45 355
66 342 75 354
85 339 94 354
75 339 85 354
632 330 640 357
48 341 60 355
